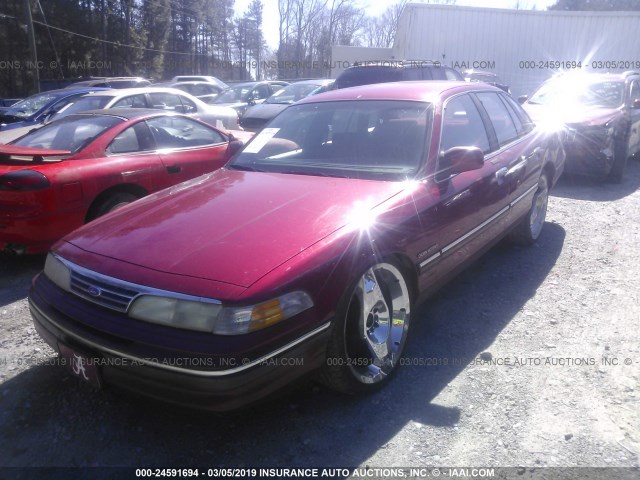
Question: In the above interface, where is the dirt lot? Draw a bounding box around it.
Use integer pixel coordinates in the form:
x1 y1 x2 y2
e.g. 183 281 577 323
0 162 639 477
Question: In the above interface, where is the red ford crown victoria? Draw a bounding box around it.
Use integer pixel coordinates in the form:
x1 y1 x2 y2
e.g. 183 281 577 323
29 82 565 410
0 109 247 254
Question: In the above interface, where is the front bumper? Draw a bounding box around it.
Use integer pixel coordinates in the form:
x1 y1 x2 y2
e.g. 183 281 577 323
563 128 614 177
0 209 84 255
29 276 331 411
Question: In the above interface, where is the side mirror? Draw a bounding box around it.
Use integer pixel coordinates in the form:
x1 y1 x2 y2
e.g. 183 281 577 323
632 98 640 109
247 97 256 106
442 146 484 176
517 95 528 104
226 133 243 159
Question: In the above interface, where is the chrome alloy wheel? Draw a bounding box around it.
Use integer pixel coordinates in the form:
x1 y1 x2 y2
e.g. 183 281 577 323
346 263 411 385
529 176 549 240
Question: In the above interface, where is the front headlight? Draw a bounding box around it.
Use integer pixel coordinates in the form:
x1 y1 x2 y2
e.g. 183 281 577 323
128 291 313 335
129 296 222 332
44 253 71 291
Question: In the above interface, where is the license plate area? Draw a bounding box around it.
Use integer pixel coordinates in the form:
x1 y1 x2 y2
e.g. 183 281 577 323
58 343 102 388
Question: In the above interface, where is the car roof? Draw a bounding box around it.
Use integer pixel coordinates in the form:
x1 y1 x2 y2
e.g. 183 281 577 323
25 87 110 98
225 81 287 87
463 70 497 76
548 71 634 84
75 87 191 98
349 60 442 69
289 79 334 86
167 81 220 86
296 81 500 104
65 108 188 121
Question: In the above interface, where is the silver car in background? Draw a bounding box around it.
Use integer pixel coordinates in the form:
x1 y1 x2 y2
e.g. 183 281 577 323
52 87 241 130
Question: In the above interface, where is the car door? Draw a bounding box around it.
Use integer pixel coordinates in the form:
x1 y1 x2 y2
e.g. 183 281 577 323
413 92 511 293
474 91 545 224
146 116 231 184
95 121 166 193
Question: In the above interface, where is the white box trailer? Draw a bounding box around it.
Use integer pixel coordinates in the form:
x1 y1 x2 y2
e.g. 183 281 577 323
332 3 640 97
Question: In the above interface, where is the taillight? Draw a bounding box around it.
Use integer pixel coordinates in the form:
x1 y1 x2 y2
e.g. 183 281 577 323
0 170 51 191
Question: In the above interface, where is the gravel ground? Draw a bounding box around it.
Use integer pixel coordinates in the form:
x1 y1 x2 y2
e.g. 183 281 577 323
0 161 639 478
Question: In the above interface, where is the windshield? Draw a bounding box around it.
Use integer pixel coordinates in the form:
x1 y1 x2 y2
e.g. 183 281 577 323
11 114 122 153
266 83 325 105
529 79 624 109
3 93 58 119
53 96 112 119
229 100 431 181
214 85 253 103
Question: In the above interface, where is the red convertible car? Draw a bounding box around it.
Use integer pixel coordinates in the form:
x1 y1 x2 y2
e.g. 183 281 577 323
0 109 247 254
29 82 564 410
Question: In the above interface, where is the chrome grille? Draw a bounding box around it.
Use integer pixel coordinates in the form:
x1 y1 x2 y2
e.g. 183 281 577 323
55 254 222 313
70 269 140 313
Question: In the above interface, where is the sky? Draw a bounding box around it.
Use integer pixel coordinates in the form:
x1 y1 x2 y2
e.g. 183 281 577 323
233 0 559 50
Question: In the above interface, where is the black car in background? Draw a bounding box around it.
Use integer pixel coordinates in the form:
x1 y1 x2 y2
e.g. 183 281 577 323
239 79 334 132
334 60 463 89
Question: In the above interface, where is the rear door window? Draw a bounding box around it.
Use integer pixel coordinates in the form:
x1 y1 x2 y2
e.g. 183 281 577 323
475 92 519 147
148 92 183 111
112 94 147 108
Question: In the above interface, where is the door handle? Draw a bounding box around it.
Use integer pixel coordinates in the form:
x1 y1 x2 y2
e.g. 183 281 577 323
166 165 181 174
508 158 528 175
495 167 508 184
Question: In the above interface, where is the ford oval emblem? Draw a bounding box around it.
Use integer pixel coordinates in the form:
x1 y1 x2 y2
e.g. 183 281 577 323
87 286 102 297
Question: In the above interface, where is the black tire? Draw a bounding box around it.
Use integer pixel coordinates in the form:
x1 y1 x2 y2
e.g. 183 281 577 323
509 175 549 246
89 192 139 221
608 140 628 184
318 261 413 394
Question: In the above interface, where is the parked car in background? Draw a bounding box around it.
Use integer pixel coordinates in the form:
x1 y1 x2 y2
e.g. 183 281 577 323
28 81 564 410
0 87 109 144
463 69 511 94
65 77 151 89
522 71 640 182
156 81 223 104
212 81 290 117
0 99 21 107
239 79 334 132
170 76 228 90
333 60 463 89
0 109 248 255
51 87 241 130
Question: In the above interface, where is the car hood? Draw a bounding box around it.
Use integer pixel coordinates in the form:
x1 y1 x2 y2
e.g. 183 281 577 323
525 103 620 127
243 103 288 121
65 169 406 288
